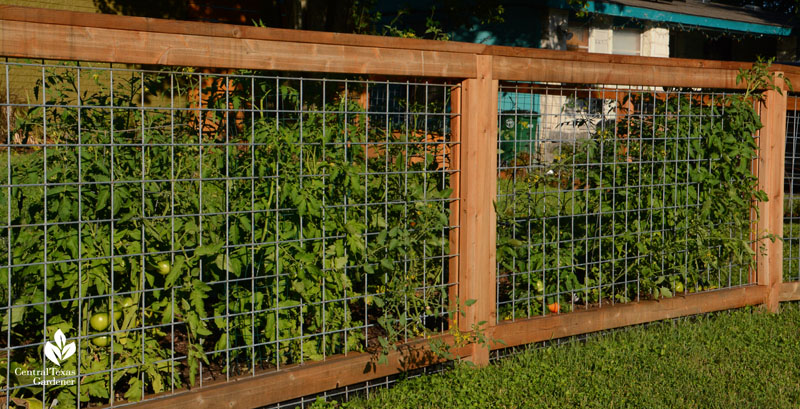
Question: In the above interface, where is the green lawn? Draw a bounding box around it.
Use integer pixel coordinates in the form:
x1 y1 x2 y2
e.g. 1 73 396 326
785 221 800 281
314 304 800 408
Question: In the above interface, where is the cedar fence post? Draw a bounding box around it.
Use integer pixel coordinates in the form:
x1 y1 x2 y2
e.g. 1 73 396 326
756 74 787 312
448 84 461 321
458 55 498 365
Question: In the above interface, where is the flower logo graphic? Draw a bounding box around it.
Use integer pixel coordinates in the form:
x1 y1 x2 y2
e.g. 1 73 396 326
44 329 75 366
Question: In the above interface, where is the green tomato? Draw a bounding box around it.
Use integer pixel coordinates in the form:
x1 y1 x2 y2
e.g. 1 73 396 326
674 281 684 293
90 313 109 331
535 280 544 293
156 260 171 275
119 297 135 309
91 335 110 347
112 297 134 321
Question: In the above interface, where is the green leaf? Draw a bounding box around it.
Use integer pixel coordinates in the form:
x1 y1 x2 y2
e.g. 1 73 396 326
123 377 143 402
17 398 43 409
164 256 184 287
297 251 315 265
292 280 306 295
85 375 110 399
334 256 348 270
195 243 223 257
147 365 165 394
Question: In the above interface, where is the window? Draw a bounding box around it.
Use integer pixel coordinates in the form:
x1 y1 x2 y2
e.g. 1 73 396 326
613 29 641 56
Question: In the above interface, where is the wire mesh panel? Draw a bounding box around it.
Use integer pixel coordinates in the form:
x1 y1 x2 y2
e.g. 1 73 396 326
0 60 459 408
496 83 759 322
784 94 800 282
260 361 454 409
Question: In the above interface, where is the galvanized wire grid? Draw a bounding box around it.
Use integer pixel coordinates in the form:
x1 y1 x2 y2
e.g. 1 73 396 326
784 94 800 281
0 59 459 408
495 83 754 322
261 361 454 409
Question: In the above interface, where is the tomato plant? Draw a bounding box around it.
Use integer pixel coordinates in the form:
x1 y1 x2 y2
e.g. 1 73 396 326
0 66 454 406
496 60 782 319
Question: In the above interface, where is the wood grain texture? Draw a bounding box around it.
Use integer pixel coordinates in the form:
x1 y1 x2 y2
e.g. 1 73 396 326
2 5 798 87
448 85 462 318
756 78 787 312
492 286 768 349
0 5 490 54
110 334 465 409
457 55 498 366
492 55 744 88
0 20 476 78
779 281 800 301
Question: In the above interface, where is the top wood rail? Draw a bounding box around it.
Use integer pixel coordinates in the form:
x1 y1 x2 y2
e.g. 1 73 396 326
1 5 798 87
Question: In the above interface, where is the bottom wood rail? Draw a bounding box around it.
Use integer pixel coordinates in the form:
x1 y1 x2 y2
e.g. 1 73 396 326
780 281 800 301
117 285 771 408
491 285 767 350
112 333 466 409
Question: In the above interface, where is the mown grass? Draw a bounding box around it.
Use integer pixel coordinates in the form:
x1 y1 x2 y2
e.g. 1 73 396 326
314 303 800 408
785 221 800 281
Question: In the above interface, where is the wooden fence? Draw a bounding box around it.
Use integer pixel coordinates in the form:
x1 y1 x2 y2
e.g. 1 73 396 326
1 5 799 408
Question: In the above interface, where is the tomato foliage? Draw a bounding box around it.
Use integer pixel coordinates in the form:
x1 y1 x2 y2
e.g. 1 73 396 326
496 60 785 319
1 68 454 406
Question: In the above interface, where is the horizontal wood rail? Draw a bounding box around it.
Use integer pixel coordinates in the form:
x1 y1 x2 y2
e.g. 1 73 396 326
2 5 800 86
113 333 468 409
0 19 476 78
492 286 768 350
122 286 770 408
780 281 800 302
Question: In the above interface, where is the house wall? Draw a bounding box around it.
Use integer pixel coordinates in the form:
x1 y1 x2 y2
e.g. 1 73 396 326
589 28 613 54
540 8 569 50
641 26 670 58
